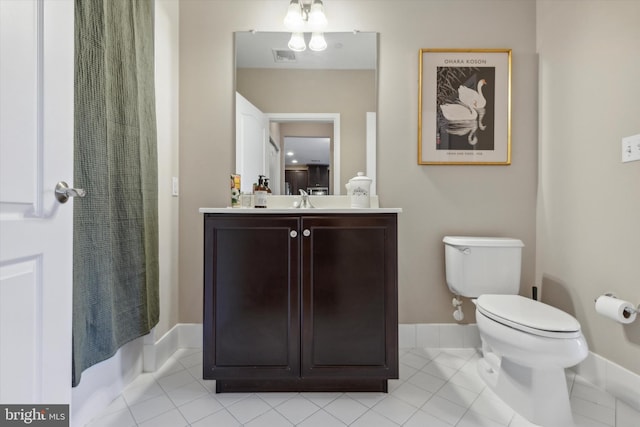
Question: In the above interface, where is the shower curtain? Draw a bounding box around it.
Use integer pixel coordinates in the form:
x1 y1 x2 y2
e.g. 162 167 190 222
72 0 159 387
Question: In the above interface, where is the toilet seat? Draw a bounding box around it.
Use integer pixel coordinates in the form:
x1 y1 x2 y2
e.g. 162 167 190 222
476 295 581 339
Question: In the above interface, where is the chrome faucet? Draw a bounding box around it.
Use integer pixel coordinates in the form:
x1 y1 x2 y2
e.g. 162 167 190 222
298 189 315 209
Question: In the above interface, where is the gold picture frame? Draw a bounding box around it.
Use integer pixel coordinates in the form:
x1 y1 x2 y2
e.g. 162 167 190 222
418 49 512 165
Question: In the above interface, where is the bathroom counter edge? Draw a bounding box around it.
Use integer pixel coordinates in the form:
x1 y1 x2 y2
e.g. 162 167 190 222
199 207 403 214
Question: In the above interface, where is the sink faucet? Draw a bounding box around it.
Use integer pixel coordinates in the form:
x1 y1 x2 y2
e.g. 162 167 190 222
298 189 315 209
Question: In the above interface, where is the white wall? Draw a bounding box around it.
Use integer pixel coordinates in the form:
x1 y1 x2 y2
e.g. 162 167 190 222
155 0 180 338
536 0 640 376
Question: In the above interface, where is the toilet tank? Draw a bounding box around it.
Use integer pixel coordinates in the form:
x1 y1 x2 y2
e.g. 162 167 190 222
443 236 524 298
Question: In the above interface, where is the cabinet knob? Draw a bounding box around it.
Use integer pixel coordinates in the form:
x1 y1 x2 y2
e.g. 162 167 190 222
303 229 311 237
290 230 298 238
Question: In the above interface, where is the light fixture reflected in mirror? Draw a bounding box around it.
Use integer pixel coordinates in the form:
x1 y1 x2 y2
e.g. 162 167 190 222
288 32 306 52
309 32 327 51
284 0 327 52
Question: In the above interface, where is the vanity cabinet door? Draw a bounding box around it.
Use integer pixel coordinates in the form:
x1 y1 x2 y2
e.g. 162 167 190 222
203 215 300 380
300 215 398 379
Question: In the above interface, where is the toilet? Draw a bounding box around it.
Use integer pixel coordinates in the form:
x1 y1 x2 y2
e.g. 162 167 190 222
443 236 588 427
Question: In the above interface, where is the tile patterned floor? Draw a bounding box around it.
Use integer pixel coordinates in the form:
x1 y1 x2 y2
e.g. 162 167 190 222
86 347 638 427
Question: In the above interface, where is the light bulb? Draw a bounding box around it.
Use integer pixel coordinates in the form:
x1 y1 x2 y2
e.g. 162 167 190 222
288 32 306 52
309 32 327 51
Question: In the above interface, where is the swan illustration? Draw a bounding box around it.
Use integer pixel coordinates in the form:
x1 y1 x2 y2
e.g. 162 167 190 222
477 108 487 130
440 102 478 121
458 79 486 109
446 122 479 145
445 114 480 145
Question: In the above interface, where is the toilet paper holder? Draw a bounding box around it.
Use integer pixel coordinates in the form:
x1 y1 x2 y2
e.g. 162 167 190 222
595 293 639 317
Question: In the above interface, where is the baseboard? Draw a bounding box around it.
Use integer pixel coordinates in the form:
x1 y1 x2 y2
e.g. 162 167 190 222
573 350 640 412
399 323 481 349
143 323 202 372
399 323 640 413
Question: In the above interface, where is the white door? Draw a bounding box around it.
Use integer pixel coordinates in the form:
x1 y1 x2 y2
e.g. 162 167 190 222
0 0 74 405
236 92 268 194
267 140 281 195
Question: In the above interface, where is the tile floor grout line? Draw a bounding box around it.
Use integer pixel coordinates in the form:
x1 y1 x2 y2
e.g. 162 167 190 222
86 347 635 427
281 394 323 426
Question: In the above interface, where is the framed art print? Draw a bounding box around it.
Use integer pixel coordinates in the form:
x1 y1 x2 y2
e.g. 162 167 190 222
418 49 512 165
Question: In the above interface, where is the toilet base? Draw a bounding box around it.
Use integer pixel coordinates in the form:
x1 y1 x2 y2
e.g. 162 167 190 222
478 354 575 427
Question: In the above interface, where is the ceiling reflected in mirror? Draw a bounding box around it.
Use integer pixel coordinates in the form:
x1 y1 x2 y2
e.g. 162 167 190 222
235 31 376 71
285 137 331 166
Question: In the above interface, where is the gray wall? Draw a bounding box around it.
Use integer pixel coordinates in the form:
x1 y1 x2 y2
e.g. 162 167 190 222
536 0 640 374
178 0 638 376
179 0 537 328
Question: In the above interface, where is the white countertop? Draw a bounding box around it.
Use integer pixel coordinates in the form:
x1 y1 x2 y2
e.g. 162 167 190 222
199 207 402 214
199 195 402 214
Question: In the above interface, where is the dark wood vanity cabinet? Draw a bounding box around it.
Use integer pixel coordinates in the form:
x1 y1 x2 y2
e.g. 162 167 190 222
203 213 398 392
203 215 300 383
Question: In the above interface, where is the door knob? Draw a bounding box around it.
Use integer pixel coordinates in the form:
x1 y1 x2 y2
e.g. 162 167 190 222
55 181 86 204
290 230 298 238
303 229 311 237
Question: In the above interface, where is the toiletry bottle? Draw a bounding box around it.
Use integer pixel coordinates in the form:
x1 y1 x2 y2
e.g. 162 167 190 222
254 175 268 208
264 178 272 194
230 174 241 207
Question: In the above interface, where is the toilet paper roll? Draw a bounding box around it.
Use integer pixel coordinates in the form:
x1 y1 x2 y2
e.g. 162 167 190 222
595 295 637 324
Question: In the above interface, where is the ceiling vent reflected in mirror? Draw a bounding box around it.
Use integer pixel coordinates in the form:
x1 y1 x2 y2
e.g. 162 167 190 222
273 49 297 63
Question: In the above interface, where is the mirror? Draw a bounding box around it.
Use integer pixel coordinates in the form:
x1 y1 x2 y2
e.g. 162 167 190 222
235 31 378 195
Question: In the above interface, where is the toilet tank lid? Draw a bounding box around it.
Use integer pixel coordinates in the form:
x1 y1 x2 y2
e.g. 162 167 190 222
443 236 524 248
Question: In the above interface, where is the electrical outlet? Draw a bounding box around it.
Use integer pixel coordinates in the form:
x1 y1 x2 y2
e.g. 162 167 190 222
622 134 640 163
172 177 179 196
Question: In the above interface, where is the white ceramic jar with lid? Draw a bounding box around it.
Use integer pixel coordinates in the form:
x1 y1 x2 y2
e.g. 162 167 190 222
346 172 372 208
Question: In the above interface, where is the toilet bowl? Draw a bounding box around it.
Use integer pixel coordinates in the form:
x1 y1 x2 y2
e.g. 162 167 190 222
442 237 589 427
475 295 588 427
